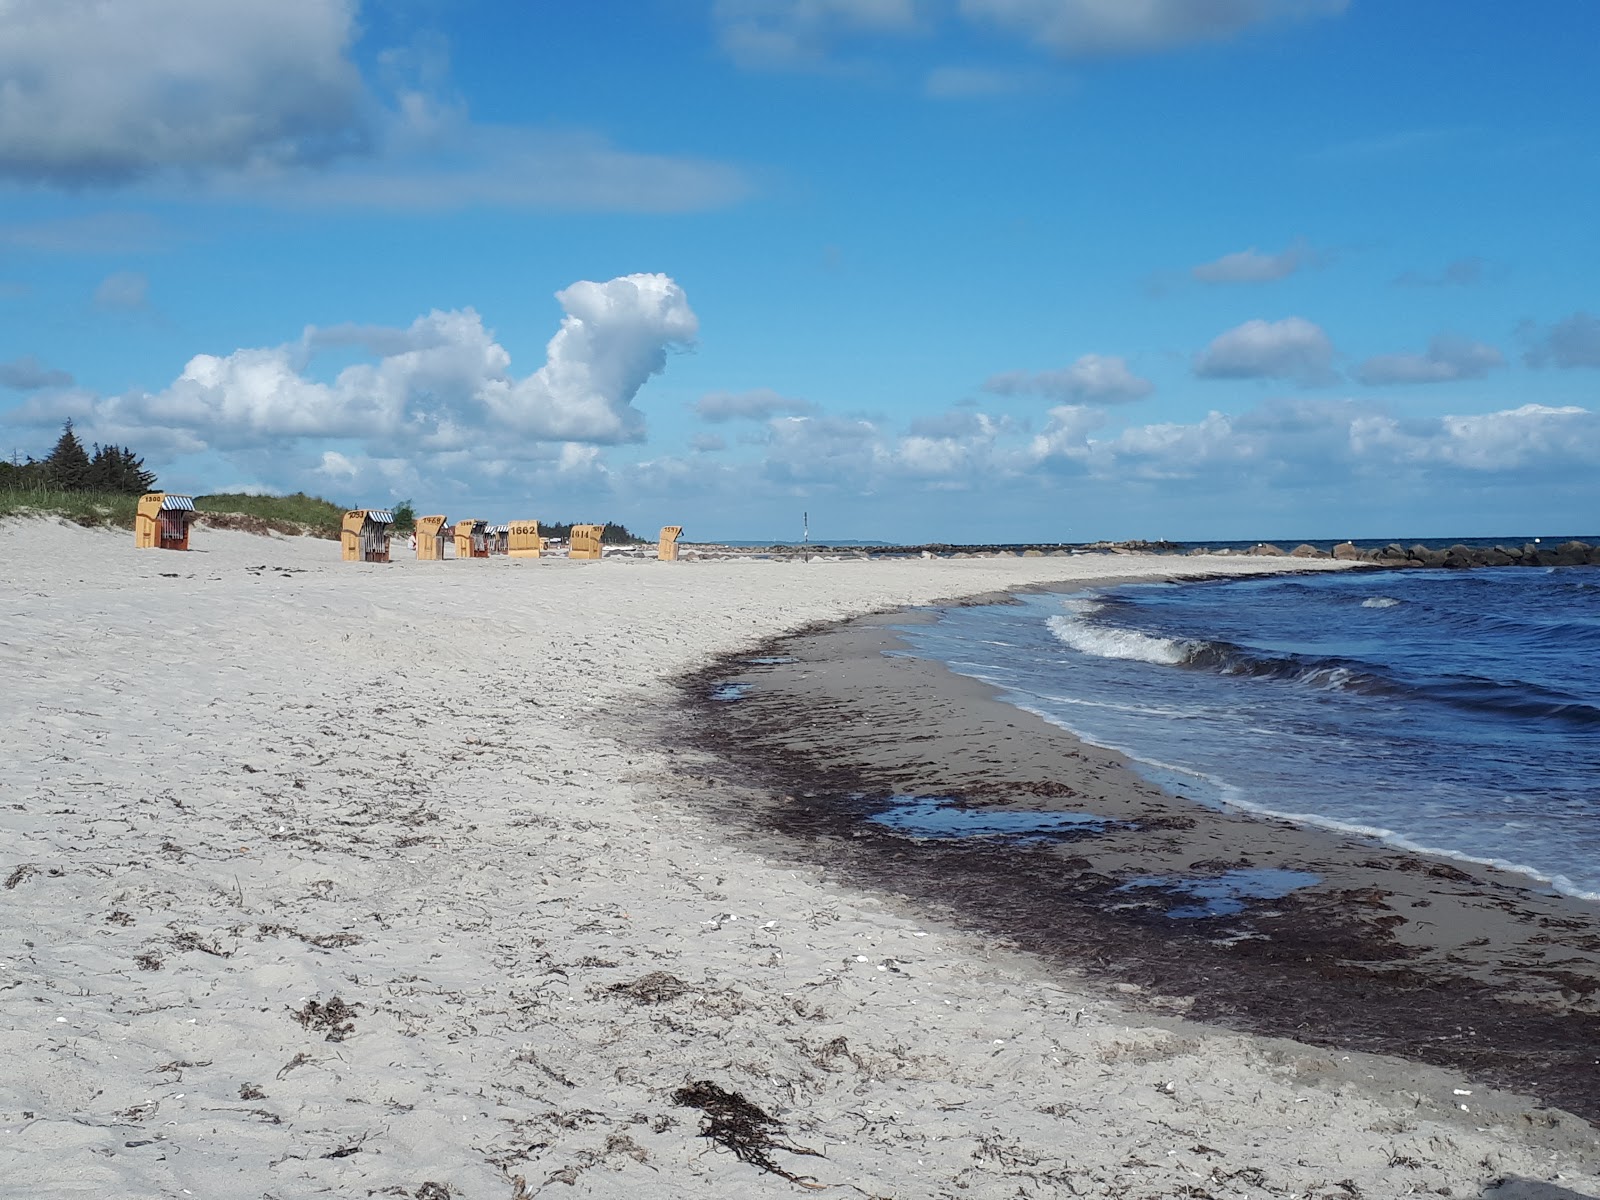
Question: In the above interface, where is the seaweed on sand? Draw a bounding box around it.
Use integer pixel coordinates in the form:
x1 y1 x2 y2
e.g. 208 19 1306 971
672 1080 824 1188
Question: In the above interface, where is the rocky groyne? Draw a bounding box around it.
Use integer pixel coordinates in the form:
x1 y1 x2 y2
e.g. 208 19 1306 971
1223 540 1600 568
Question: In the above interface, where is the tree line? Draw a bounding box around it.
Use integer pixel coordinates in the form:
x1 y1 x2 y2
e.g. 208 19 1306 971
2 421 157 494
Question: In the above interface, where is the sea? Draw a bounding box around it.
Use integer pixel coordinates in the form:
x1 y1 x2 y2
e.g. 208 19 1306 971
891 563 1600 902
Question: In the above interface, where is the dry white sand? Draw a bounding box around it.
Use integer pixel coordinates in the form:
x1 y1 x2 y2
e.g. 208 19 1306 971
1 518 1595 1200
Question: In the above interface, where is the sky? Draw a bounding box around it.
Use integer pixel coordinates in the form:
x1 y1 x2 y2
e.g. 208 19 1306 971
1 0 1597 543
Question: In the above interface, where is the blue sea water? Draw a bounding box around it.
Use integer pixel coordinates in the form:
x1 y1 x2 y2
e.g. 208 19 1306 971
892 567 1600 901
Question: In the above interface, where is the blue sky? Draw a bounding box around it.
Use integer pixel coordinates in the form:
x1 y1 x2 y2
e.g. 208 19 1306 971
1 0 1597 542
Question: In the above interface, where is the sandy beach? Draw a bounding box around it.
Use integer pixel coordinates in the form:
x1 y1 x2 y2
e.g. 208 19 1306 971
3 518 1597 1200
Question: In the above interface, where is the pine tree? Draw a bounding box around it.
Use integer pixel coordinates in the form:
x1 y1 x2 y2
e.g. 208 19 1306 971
43 420 93 491
117 446 157 494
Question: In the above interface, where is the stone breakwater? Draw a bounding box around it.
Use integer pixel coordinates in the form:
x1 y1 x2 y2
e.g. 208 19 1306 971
650 539 1599 567
1231 539 1600 568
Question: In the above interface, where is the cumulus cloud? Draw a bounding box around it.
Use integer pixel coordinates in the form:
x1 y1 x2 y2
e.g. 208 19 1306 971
1028 404 1108 469
1192 238 1316 285
10 272 697 459
93 271 151 312
694 388 818 422
984 354 1154 403
1193 317 1336 385
0 0 749 212
712 0 920 69
1524 312 1600 369
0 355 73 391
957 0 1347 55
0 0 368 185
1356 335 1503 386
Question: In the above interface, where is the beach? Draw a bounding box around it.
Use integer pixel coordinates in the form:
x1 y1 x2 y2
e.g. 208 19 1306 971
2 518 1597 1200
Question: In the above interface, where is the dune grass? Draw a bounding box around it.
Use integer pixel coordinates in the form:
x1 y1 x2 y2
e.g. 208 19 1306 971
0 488 142 528
194 492 347 537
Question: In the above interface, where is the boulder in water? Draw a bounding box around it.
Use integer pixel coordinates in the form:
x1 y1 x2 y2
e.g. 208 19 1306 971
1332 541 1363 561
1291 544 1328 558
1249 543 1287 557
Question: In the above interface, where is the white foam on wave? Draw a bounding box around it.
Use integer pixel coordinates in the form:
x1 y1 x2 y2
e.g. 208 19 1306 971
1361 596 1402 609
1047 613 1190 665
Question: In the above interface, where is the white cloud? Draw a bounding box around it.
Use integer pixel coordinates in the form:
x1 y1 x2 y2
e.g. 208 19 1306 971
694 388 818 422
1349 404 1598 471
10 272 697 460
1524 312 1600 369
0 0 368 184
0 0 750 212
691 433 729 452
1192 238 1315 284
1028 404 1108 468
957 0 1347 55
984 353 1153 403
0 355 73 390
93 271 150 312
1356 335 1503 386
1193 317 1335 385
712 0 921 69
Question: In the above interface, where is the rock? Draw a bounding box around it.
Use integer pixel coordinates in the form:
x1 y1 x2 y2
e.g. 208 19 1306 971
1249 543 1287 557
1409 544 1448 567
1291 544 1328 558
1332 541 1363 561
1022 549 1044 558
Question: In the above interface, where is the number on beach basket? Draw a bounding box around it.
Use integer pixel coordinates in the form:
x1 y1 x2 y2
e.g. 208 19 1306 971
508 521 543 558
453 519 491 559
340 509 394 563
658 525 683 561
569 524 605 560
135 493 197 551
414 515 449 560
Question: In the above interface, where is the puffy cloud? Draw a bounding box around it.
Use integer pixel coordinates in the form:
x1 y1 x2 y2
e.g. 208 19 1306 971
1350 404 1598 472
713 0 921 69
762 414 884 483
0 0 368 184
1193 317 1335 385
1356 335 1503 386
9 272 697 459
984 354 1153 403
93 271 150 312
1524 312 1600 369
1191 238 1316 285
1394 256 1487 288
956 0 1347 55
694 387 817 422
1028 404 1108 468
0 1 749 212
0 355 73 391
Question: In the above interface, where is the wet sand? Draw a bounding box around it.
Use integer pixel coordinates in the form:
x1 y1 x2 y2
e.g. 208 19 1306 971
680 600 1600 1123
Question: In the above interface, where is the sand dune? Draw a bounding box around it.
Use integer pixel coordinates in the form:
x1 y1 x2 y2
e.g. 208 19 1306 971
1 517 1595 1199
